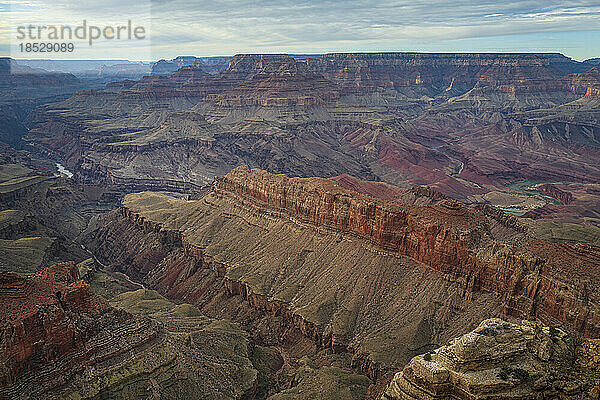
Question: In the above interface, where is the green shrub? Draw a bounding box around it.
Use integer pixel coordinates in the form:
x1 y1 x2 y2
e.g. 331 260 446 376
498 366 510 380
497 366 530 382
512 368 530 381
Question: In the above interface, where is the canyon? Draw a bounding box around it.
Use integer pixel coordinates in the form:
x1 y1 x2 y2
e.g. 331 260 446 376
81 167 600 395
23 53 600 233
0 58 86 148
0 262 272 399
2 51 600 399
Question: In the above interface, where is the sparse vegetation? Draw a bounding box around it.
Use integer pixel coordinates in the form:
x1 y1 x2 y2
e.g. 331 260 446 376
498 366 530 382
477 327 497 336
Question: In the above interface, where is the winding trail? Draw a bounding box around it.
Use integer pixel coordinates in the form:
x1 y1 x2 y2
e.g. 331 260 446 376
80 244 146 290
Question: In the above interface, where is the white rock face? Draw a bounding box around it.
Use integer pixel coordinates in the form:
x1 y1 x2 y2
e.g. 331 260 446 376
381 318 598 400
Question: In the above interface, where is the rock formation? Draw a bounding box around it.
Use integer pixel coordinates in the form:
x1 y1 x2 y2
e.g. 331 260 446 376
0 262 263 399
83 167 600 386
537 183 574 205
5 51 600 399
305 52 586 96
208 57 340 107
151 56 200 75
0 145 120 274
0 262 107 388
268 359 370 400
381 318 600 399
24 52 600 232
0 58 85 146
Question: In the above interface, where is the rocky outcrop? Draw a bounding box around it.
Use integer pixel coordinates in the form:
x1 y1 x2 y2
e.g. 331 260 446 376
0 262 108 386
567 67 600 98
586 87 600 99
0 262 261 399
151 56 199 75
381 318 599 399
208 57 339 106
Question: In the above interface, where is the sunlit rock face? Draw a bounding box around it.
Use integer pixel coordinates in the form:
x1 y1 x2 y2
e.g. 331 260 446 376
381 318 600 400
82 167 600 384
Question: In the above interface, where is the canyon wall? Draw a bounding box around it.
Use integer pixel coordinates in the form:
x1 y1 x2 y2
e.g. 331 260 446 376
84 167 600 384
0 262 261 399
216 167 600 337
305 52 587 94
0 262 109 387
25 52 600 202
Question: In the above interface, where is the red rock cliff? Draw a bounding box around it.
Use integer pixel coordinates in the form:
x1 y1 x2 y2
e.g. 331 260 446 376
215 167 600 337
0 263 108 387
82 167 600 383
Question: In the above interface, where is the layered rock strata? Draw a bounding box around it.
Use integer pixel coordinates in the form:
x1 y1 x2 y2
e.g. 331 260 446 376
381 318 600 399
0 58 85 146
26 52 600 213
537 183 574 205
0 262 261 399
0 150 120 274
84 167 600 383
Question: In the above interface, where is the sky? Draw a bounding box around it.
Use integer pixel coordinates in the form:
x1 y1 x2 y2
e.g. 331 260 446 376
1 0 599 61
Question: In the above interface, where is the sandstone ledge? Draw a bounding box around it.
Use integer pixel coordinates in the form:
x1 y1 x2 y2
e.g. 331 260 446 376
381 318 600 399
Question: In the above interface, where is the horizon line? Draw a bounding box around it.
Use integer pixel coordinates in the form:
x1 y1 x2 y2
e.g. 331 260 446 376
5 50 598 63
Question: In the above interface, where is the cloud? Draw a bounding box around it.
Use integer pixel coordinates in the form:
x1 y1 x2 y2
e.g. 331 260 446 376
147 1 600 52
2 0 599 60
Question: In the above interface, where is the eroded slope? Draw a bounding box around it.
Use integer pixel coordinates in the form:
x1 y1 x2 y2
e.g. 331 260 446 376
0 262 261 399
84 167 600 381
